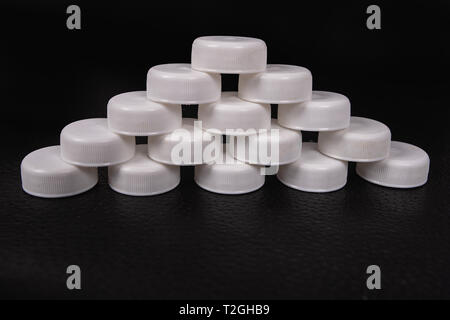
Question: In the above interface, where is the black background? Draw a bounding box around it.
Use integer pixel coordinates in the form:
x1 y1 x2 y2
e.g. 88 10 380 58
1 0 450 299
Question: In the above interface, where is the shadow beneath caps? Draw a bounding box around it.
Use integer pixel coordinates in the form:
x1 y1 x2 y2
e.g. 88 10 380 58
11 167 111 220
349 165 427 217
187 169 341 219
261 174 349 219
104 166 194 220
189 174 269 217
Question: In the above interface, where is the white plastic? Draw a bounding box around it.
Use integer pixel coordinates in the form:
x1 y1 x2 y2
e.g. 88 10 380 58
191 36 267 74
238 64 312 104
60 118 135 167
148 118 221 166
194 153 265 194
21 146 98 198
107 91 182 136
277 142 348 192
278 91 351 131
198 92 271 136
356 141 430 188
229 120 302 165
146 63 221 104
318 116 391 162
108 145 180 196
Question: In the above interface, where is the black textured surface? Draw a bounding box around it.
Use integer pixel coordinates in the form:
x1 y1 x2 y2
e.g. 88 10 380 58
1 1 450 299
2 131 450 299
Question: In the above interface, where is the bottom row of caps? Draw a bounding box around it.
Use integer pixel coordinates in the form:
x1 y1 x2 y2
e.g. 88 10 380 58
20 140 430 198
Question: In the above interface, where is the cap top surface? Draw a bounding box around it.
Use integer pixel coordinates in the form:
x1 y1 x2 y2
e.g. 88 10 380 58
109 91 161 111
347 116 390 136
151 63 200 76
264 64 310 76
107 91 182 136
108 144 180 196
194 36 266 47
277 142 348 193
61 118 135 166
229 119 302 165
298 142 345 169
21 146 98 198
277 90 350 131
388 141 429 163
310 91 348 104
191 36 267 74
238 65 312 104
22 146 73 173
210 91 268 109
62 118 117 143
356 141 430 188
194 151 265 195
147 63 221 104
198 92 271 135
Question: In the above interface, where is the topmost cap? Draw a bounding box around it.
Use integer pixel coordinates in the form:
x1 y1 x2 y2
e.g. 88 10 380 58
191 36 267 74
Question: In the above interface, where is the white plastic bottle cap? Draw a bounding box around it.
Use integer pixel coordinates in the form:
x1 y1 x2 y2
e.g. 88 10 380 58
198 92 271 135
318 116 391 162
61 118 135 167
148 118 220 166
238 65 312 104
108 145 180 196
356 141 430 188
107 91 182 136
21 146 98 198
277 142 348 192
278 91 351 131
229 120 302 165
146 63 221 104
194 153 265 194
191 36 267 74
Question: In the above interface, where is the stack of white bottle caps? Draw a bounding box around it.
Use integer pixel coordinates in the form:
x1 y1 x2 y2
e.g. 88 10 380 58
20 36 430 198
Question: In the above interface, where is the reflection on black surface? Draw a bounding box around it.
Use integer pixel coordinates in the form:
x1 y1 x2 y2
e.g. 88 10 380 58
3 135 450 299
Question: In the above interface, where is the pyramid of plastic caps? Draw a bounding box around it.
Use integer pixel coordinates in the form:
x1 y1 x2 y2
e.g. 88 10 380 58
20 36 430 198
